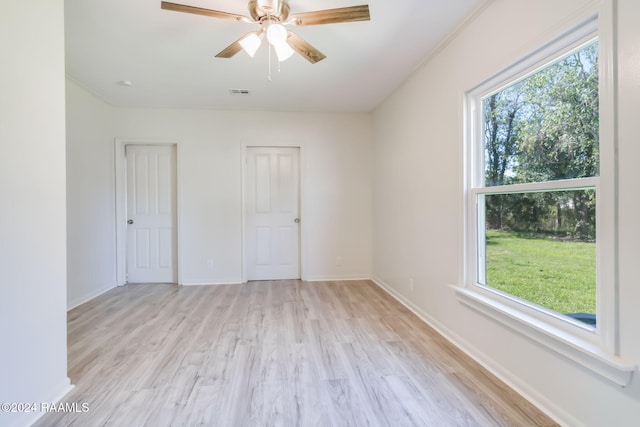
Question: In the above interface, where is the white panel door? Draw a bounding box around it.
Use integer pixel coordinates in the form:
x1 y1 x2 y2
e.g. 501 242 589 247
126 145 177 283
246 147 300 280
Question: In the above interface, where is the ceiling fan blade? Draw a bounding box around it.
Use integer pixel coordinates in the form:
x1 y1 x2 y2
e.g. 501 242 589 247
161 1 247 22
291 5 370 26
286 31 326 64
215 33 250 58
216 31 264 58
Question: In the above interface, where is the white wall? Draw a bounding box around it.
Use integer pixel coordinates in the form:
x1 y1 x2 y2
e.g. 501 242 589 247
66 81 117 309
372 0 640 425
114 108 373 284
0 1 72 427
66 84 373 304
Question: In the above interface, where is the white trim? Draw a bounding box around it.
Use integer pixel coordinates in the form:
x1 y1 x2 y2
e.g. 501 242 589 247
181 280 243 286
114 138 183 286
474 177 598 195
594 0 618 355
241 143 247 282
182 278 372 285
455 286 635 386
114 141 126 286
18 380 74 427
369 277 580 427
67 283 117 311
305 275 373 282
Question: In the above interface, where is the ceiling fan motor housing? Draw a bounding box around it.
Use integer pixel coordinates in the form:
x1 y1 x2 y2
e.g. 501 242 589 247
250 0 290 21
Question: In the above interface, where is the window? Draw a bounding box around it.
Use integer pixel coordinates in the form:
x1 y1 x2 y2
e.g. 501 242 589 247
477 40 600 328
459 12 635 386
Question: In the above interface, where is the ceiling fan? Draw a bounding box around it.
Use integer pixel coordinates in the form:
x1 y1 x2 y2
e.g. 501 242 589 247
161 0 370 64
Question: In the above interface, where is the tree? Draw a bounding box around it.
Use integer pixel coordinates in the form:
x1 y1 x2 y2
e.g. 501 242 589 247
483 42 599 239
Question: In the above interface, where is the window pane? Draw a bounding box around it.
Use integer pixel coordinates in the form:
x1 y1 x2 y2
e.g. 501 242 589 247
483 42 599 186
480 189 596 326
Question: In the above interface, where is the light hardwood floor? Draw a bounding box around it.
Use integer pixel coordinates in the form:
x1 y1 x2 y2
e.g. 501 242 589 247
35 280 557 427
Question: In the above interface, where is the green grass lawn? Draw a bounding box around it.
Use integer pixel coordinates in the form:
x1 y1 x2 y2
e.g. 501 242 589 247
485 230 596 315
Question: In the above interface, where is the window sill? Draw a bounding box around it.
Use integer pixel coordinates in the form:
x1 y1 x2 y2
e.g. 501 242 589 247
454 286 636 387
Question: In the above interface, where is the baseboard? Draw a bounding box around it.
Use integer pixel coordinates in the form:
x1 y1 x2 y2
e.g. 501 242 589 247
182 276 372 284
304 275 373 282
67 284 117 311
12 378 74 427
369 276 582 427
180 280 243 286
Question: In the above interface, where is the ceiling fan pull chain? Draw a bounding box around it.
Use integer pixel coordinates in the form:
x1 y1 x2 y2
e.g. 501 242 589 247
267 14 273 81
268 35 272 81
277 46 281 74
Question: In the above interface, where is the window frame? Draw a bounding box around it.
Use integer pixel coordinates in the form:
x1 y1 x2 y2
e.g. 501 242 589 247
457 4 636 386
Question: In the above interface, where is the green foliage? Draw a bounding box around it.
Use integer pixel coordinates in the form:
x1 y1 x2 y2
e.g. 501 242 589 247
485 230 596 315
484 189 596 240
483 42 599 240
517 45 599 181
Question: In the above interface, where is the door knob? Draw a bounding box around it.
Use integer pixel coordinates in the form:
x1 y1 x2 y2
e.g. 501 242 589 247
127 219 134 225
294 218 300 223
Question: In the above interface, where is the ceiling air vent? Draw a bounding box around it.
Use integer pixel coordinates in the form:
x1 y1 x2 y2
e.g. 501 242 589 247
229 89 251 95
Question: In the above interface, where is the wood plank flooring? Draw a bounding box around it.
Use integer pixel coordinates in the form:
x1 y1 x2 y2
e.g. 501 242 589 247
35 280 557 427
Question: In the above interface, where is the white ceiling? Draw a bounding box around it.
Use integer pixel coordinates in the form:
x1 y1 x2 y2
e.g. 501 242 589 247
65 0 486 112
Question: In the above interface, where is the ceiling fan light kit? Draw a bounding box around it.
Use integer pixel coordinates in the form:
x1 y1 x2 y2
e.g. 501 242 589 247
239 32 263 58
160 0 370 64
266 23 294 61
